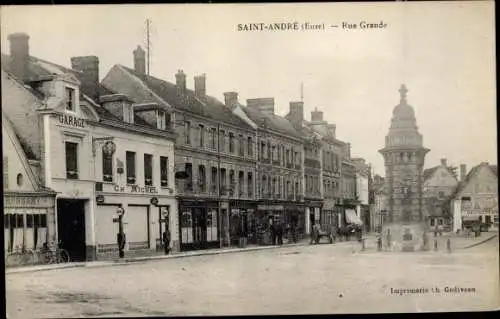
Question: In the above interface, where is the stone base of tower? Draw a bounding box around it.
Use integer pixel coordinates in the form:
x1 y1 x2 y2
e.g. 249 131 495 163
382 222 429 252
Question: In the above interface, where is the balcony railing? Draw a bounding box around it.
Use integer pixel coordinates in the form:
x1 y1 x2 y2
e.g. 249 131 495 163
304 158 321 169
272 160 281 166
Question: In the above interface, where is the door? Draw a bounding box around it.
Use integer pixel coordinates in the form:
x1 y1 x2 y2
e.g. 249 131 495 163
57 199 86 262
192 208 207 249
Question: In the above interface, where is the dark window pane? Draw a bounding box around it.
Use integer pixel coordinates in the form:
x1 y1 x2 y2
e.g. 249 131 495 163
65 142 78 179
144 154 153 186
4 214 9 229
126 151 136 184
160 156 168 187
26 214 34 228
102 150 113 182
40 214 47 228
10 214 16 228
16 214 24 228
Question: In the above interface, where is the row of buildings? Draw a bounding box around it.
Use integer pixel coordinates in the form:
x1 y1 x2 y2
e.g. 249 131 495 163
2 33 371 261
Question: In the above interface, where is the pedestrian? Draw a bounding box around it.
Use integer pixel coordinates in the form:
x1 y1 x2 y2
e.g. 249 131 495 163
162 228 170 255
276 222 283 245
269 217 276 245
386 229 392 249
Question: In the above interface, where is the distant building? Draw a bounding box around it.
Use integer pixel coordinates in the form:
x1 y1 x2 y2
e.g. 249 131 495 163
379 85 430 249
370 174 386 231
450 162 498 232
351 158 371 231
422 158 459 228
306 109 344 231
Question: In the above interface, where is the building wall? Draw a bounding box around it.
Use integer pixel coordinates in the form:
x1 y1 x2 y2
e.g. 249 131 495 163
423 166 459 198
173 110 257 200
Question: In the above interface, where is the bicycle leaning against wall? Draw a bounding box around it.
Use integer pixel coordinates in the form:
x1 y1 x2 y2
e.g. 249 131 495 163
35 240 71 264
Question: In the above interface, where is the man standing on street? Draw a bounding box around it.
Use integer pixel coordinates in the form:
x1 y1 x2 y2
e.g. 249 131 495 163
162 227 171 255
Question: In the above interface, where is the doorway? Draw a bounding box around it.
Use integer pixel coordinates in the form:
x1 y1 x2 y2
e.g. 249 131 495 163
57 199 86 262
192 208 207 250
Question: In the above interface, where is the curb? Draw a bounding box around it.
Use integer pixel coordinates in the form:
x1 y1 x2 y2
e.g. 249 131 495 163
461 233 498 250
6 242 309 274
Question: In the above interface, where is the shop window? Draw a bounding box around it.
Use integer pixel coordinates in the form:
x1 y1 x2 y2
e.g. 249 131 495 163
438 219 443 225
430 219 435 226
25 214 32 228
160 156 169 188
102 150 113 182
144 154 153 186
181 211 192 227
65 142 79 179
126 151 136 184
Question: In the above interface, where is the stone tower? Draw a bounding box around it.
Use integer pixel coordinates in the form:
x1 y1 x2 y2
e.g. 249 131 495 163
379 85 430 249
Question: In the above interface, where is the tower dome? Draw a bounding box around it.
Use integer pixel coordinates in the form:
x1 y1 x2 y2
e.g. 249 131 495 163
385 84 423 148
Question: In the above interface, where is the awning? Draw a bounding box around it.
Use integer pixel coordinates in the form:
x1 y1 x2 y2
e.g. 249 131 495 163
346 209 363 225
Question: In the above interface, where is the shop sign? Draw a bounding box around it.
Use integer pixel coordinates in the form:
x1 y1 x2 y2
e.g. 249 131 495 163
58 113 86 128
113 183 158 194
4 196 53 208
257 204 284 211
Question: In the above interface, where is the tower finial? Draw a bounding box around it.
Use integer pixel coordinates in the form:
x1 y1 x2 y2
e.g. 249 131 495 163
399 84 408 102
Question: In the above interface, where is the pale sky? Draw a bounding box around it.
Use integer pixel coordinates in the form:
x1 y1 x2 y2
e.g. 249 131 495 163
1 2 496 176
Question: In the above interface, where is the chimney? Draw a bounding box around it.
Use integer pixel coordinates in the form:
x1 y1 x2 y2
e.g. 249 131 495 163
224 92 238 109
71 56 99 101
175 70 187 93
460 164 467 181
440 158 447 167
194 74 206 99
247 98 275 115
288 101 304 125
8 33 30 80
133 45 146 76
311 108 323 122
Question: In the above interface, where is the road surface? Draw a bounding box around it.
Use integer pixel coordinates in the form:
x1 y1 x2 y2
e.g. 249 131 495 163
6 238 499 317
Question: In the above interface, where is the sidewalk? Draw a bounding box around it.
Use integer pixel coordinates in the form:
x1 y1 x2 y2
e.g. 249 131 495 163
6 238 313 274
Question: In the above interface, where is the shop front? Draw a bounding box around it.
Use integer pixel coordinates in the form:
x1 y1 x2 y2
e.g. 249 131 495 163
178 199 220 251
94 182 178 259
229 200 258 246
4 192 56 259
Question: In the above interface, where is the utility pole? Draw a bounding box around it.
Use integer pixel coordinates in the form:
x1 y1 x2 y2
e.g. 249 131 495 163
146 19 151 76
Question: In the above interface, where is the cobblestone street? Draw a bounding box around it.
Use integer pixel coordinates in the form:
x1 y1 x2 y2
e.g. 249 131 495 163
6 237 498 317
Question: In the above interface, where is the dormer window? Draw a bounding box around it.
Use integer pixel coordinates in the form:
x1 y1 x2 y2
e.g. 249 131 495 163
158 110 166 130
65 87 76 111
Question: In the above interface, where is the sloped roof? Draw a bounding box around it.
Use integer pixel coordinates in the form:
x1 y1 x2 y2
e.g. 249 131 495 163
242 106 304 138
3 55 162 131
119 66 252 129
423 165 458 182
449 163 498 199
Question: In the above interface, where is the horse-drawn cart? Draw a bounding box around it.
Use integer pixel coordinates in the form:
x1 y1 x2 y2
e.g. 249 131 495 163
310 223 335 244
